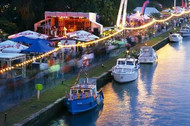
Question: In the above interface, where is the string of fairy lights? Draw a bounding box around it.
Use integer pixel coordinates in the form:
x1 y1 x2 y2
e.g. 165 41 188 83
0 9 190 74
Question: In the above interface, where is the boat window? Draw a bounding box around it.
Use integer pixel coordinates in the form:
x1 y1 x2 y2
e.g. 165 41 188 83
143 48 149 52
78 90 82 94
171 35 177 37
71 90 77 94
126 61 134 65
118 61 125 65
92 89 96 96
84 90 90 93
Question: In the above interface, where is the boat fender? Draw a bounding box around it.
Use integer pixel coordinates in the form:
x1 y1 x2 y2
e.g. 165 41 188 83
101 91 104 99
93 94 96 101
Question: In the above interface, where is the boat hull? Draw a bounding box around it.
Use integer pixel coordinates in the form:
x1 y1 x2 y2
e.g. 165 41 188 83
180 32 190 37
112 71 138 83
65 92 104 114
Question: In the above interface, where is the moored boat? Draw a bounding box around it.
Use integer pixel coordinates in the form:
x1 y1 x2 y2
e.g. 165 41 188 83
169 33 183 42
112 57 139 83
64 61 104 115
138 46 157 64
180 25 190 37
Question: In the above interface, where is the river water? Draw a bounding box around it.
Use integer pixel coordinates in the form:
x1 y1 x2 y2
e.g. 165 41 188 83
48 37 190 126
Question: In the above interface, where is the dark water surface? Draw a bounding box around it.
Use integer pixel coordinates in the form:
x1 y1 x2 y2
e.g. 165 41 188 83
48 38 190 126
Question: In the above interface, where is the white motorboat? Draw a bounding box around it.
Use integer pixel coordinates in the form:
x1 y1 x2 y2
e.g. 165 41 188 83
169 33 183 42
112 57 139 83
138 46 157 63
180 25 190 37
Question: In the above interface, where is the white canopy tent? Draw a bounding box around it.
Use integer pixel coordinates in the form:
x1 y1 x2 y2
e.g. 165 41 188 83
129 11 150 20
8 30 49 39
67 30 99 42
174 6 184 13
0 40 28 53
133 7 160 16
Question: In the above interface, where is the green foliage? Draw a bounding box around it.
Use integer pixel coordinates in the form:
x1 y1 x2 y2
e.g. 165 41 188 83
150 13 161 19
0 0 176 34
0 18 18 34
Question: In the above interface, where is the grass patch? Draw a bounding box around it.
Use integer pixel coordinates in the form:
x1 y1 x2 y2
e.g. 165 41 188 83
0 27 178 126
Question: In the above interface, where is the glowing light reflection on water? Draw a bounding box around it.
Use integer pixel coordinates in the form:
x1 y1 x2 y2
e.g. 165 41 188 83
48 38 190 126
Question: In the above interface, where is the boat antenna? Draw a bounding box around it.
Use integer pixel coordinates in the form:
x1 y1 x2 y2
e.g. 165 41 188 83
83 57 89 84
74 56 89 85
74 68 82 85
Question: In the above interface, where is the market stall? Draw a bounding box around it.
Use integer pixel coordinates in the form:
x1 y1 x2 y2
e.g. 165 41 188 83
0 53 26 79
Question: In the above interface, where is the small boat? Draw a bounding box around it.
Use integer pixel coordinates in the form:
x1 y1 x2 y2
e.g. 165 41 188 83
112 57 139 83
138 46 157 64
180 25 190 37
169 33 183 42
64 76 104 114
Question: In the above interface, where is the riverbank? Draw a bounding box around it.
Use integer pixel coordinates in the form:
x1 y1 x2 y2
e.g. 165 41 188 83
0 27 179 126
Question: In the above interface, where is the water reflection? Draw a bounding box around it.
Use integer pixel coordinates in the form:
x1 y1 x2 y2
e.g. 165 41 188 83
48 104 103 126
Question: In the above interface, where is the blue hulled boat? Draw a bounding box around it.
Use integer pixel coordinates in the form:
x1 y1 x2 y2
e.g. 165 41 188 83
64 78 104 114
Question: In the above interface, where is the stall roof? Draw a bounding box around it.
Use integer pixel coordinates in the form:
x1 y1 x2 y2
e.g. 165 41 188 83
0 53 25 59
133 7 160 16
67 30 99 42
0 40 28 52
8 30 48 39
21 40 54 53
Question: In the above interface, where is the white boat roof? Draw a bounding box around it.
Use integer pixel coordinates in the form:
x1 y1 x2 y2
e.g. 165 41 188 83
117 58 136 62
71 84 96 90
71 78 97 89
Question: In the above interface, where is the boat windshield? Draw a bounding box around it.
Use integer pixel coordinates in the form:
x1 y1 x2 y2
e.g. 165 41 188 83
71 90 77 94
126 61 134 65
143 48 150 52
118 61 125 65
171 35 177 37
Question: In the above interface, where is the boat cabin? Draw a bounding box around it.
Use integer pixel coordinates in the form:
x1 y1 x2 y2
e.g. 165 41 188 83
140 46 154 57
69 83 97 100
116 58 136 66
